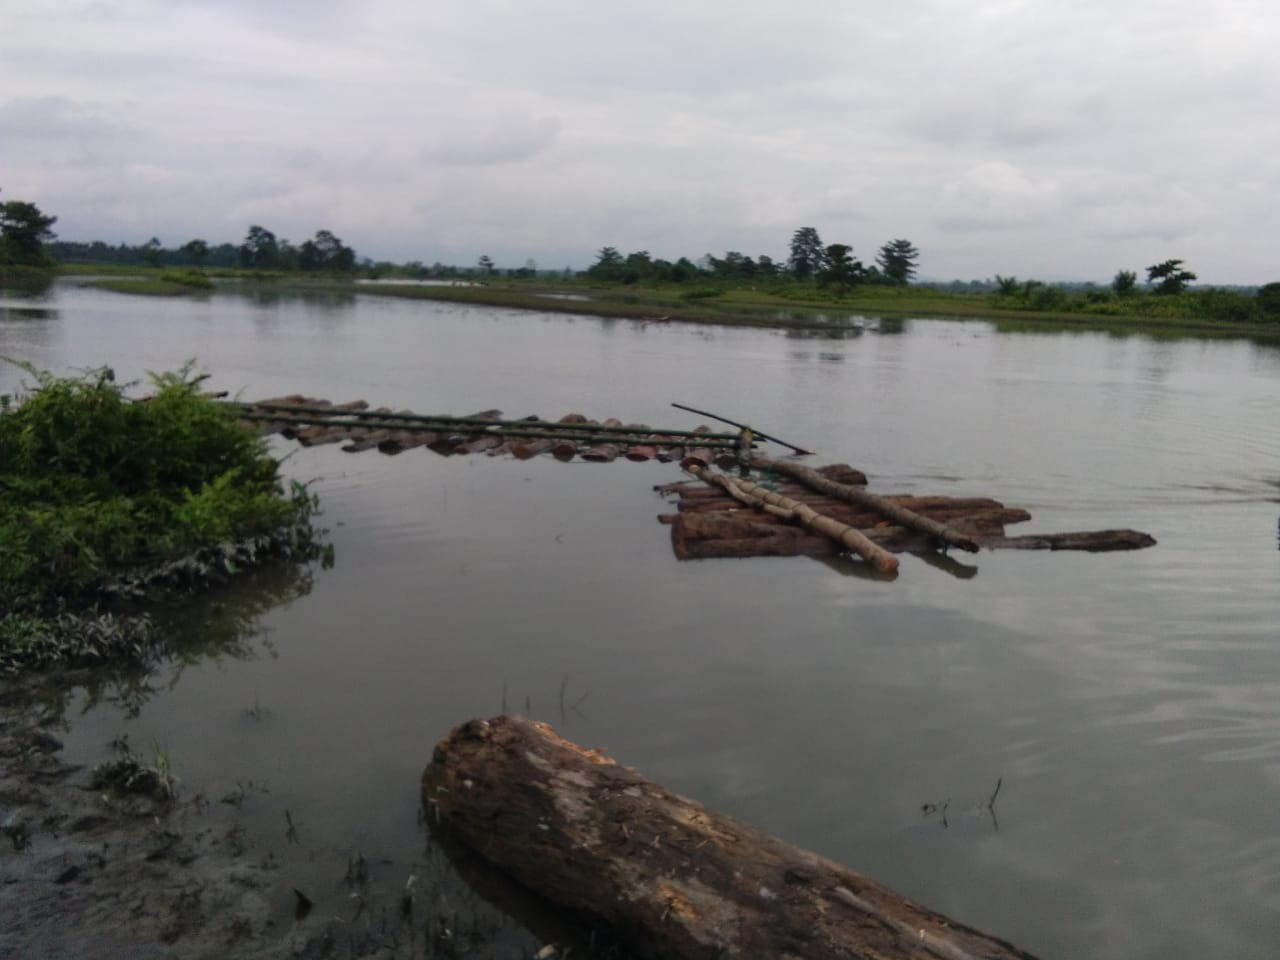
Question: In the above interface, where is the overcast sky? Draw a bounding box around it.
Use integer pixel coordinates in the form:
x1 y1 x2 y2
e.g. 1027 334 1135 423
2 0 1276 282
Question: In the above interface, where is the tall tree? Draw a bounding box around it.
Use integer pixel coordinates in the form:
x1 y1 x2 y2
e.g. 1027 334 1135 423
0 192 58 266
788 227 827 281
180 239 209 266
1146 259 1196 295
587 246 623 281
875 239 920 285
818 243 861 291
239 225 279 269
477 254 496 276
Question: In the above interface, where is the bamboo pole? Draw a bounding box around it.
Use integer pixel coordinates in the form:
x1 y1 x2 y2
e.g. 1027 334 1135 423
753 456 981 554
236 413 746 447
671 401 814 455
686 464 899 573
235 402 741 441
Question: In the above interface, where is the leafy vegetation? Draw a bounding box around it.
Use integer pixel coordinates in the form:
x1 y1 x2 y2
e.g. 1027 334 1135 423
0 189 58 287
51 223 357 274
87 268 215 296
0 360 324 673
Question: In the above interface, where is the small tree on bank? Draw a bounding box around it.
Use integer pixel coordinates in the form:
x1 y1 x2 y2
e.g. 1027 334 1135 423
875 238 919 285
817 243 862 292
1112 270 1137 297
0 192 58 266
1146 259 1196 295
788 227 827 281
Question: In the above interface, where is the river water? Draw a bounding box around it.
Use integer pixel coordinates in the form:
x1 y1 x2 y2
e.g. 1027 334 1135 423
3 281 1280 958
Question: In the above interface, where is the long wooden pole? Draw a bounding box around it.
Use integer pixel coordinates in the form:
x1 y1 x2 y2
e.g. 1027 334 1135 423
235 402 741 441
670 402 814 454
236 413 746 447
753 456 982 553
686 463 899 573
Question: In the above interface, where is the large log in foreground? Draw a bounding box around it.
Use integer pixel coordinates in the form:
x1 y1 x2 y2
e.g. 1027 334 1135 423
425 715 1040 960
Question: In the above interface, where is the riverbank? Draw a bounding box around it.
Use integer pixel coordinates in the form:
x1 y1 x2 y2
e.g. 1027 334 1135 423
355 279 1280 340
0 673 452 960
42 263 1280 340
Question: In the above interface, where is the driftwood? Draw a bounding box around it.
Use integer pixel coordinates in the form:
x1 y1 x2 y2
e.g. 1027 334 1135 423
754 456 980 553
425 715 1039 960
686 464 899 573
684 425 714 468
582 418 625 462
984 529 1157 551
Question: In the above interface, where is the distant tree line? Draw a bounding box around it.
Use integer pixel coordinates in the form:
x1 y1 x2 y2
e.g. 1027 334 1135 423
582 227 921 290
8 188 1280 326
49 224 357 273
991 257 1280 324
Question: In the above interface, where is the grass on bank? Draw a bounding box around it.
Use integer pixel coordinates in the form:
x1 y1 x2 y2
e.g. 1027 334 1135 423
84 268 214 297
352 278 1280 340
0 359 324 673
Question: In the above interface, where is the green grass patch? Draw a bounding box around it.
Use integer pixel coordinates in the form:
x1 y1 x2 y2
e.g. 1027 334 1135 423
55 261 160 277
0 359 325 674
85 273 213 296
344 278 1280 341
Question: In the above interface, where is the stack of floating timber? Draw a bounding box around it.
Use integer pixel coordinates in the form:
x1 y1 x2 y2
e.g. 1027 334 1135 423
660 456 1156 570
233 397 748 463
235 396 1156 570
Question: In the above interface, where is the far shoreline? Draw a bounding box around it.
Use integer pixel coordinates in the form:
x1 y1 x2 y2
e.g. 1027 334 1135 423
48 263 1280 342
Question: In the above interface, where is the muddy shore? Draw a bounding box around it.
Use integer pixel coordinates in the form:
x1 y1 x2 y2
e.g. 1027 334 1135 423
0 673 572 960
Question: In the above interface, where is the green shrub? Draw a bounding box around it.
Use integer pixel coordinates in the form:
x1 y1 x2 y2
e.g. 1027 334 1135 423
158 268 214 289
0 359 322 670
680 286 727 300
1256 282 1280 320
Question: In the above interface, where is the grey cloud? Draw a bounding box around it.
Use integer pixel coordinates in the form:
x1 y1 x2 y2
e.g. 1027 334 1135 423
0 96 135 143
934 162 1062 232
420 117 561 167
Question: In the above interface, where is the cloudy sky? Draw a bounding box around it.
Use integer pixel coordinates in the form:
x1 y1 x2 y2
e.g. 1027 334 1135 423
2 0 1276 282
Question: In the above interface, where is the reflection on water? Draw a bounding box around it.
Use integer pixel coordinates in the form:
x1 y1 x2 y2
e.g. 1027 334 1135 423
0 305 56 321
5 282 1280 959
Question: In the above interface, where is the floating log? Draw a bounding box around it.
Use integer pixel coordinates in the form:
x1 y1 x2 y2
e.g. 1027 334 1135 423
625 443 659 461
984 529 1157 552
686 464 899 574
754 456 981 554
425 715 1039 960
239 402 743 442
683 425 714 469
581 418 625 462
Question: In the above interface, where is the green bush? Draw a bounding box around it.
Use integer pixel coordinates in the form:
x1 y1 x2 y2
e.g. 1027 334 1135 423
0 359 321 669
1256 282 1280 320
158 268 214 289
680 286 727 300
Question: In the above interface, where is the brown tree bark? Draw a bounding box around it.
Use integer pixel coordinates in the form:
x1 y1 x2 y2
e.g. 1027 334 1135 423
425 715 1040 960
687 465 900 573
753 457 981 553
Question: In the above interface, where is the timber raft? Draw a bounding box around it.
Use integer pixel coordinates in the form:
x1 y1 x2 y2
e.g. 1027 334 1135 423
235 396 1156 575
